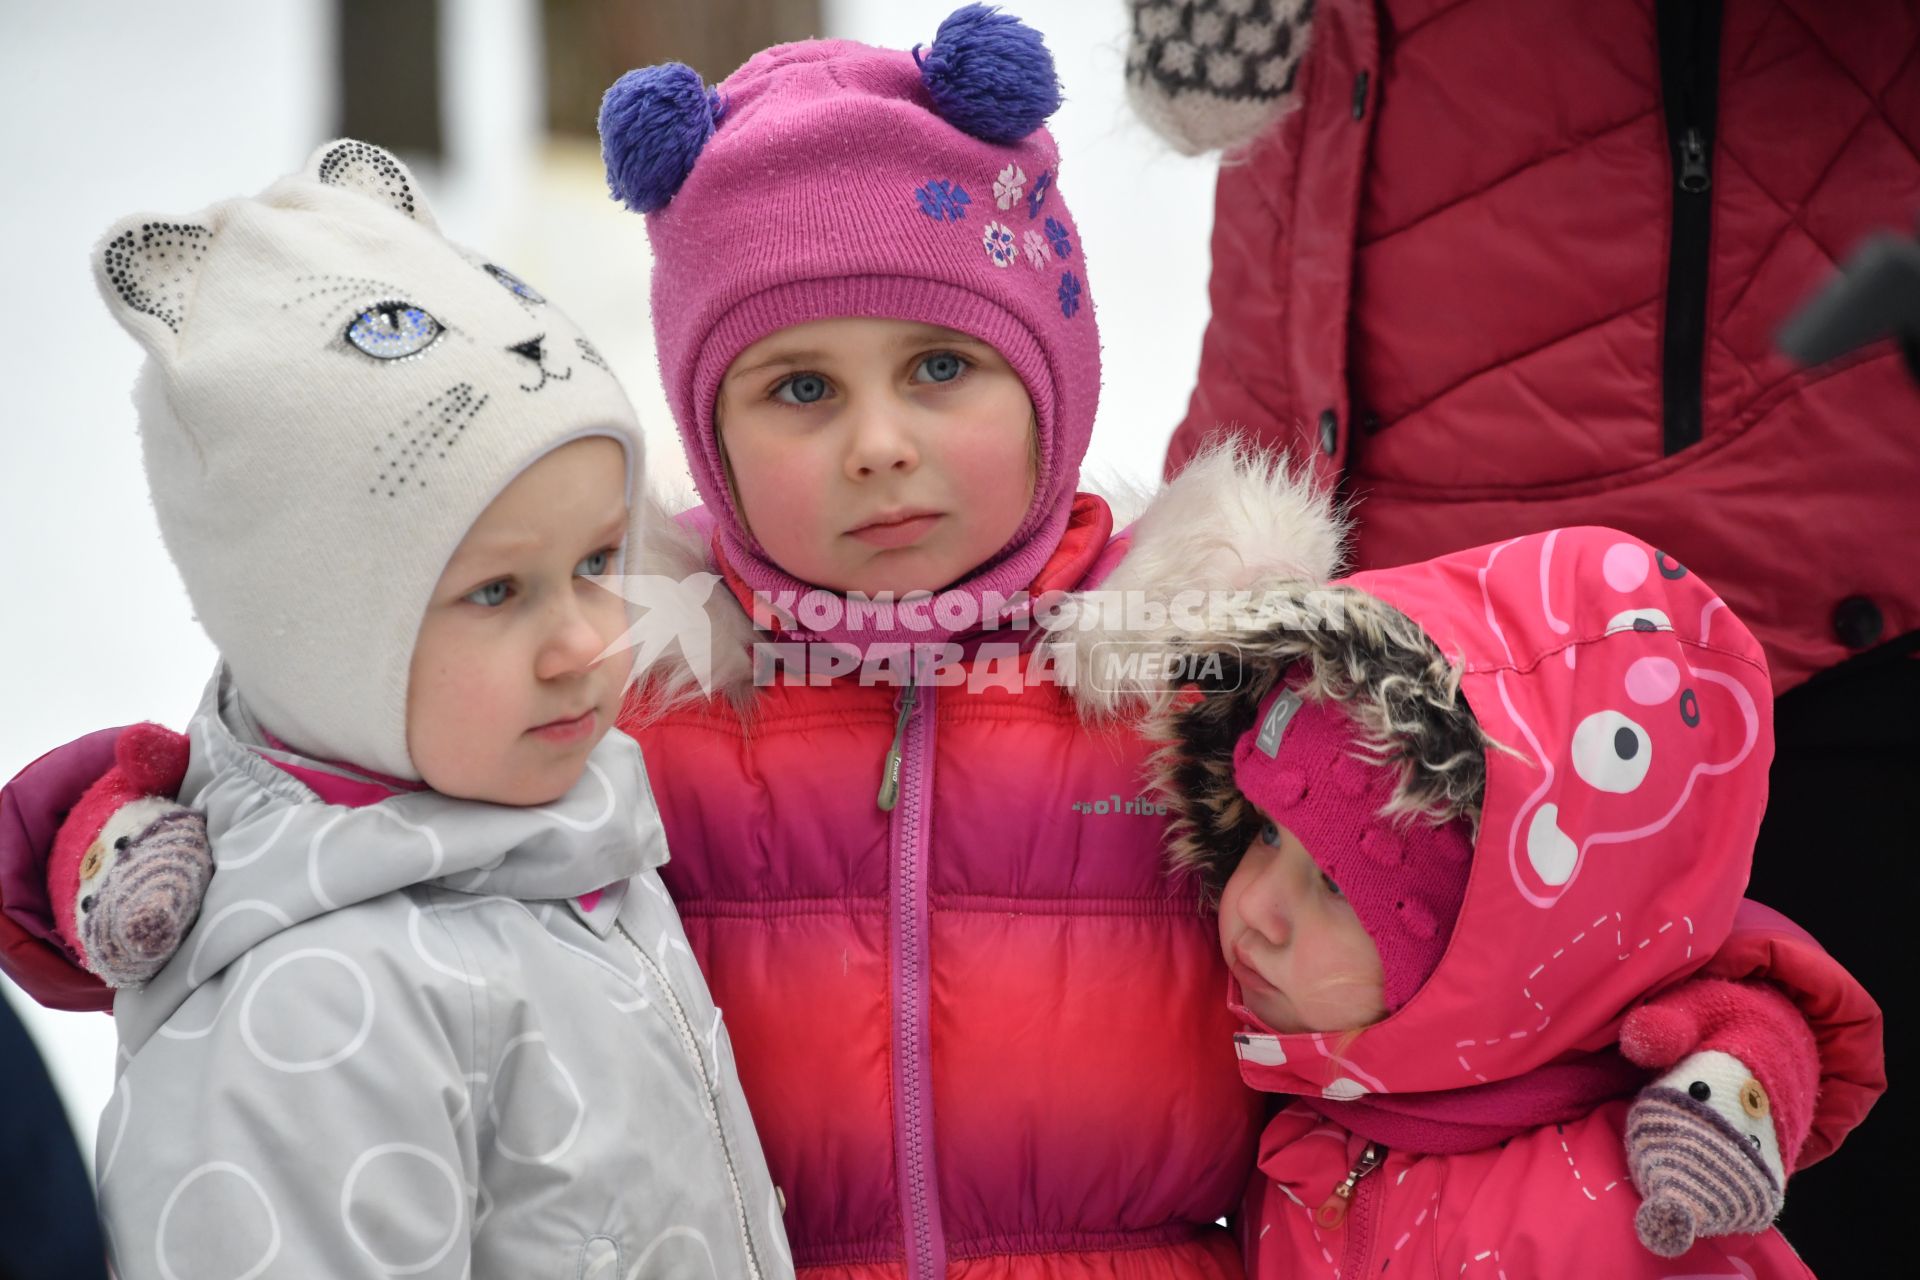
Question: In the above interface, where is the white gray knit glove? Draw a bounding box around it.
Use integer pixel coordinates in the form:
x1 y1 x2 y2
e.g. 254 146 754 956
1123 0 1318 154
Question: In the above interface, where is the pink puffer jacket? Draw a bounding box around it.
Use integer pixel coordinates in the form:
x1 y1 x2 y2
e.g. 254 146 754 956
1220 529 1884 1277
619 455 1348 1279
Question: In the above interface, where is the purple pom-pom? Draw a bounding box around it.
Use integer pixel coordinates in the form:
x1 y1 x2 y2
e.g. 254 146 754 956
914 4 1062 145
599 63 723 214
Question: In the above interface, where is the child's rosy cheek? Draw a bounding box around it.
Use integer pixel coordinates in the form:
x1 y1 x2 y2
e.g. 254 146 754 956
740 481 816 536
944 435 1036 502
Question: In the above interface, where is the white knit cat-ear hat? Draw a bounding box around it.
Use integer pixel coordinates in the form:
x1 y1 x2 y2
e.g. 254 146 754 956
95 139 644 780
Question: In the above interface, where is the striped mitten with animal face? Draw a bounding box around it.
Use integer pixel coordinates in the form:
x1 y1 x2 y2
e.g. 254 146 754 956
45 722 209 987
1620 978 1820 1258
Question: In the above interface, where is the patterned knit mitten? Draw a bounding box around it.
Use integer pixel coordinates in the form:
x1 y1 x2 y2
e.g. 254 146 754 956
1619 979 1820 1258
1123 0 1318 154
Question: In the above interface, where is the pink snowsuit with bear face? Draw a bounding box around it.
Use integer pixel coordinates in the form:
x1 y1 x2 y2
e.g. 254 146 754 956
1231 527 1883 1278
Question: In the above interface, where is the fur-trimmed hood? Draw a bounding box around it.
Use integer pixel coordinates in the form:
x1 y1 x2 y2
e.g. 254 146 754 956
1151 528 1781 1103
1151 582 1496 895
627 443 1347 716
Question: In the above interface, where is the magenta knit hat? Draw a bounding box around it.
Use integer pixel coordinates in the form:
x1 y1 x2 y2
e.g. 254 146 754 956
599 7 1101 645
1233 685 1476 1011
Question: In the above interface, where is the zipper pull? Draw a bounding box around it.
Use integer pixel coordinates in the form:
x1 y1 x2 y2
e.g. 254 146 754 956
1314 1143 1385 1231
876 674 918 812
1678 126 1711 193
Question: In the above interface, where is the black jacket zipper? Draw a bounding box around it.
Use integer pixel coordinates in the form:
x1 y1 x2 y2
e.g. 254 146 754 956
1656 0 1723 454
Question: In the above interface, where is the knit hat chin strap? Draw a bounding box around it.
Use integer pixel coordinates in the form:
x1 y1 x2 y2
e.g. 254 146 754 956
1232 687 1476 1011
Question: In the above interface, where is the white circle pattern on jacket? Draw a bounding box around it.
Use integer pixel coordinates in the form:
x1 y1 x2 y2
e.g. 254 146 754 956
156 1161 281 1280
489 1032 588 1165
339 1143 467 1275
238 947 377 1072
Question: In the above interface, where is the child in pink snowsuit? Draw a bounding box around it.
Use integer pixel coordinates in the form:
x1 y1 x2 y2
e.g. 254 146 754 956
1155 526 1884 1275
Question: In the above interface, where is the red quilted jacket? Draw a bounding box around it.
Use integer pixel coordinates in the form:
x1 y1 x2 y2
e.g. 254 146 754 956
1165 0 1920 693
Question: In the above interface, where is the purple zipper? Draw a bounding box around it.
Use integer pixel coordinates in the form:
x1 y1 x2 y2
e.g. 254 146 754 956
889 667 946 1278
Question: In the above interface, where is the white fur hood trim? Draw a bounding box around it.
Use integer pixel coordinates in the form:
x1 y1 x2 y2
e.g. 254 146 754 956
630 443 1345 717
1042 444 1344 717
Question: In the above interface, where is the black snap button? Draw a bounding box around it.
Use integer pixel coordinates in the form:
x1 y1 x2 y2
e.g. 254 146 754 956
1832 595 1883 651
1319 409 1339 456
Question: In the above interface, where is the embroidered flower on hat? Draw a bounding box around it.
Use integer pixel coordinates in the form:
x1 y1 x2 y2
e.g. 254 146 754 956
1022 228 1051 269
914 179 972 221
1026 169 1052 218
983 220 1017 267
993 163 1027 210
1044 215 1072 258
1057 270 1083 318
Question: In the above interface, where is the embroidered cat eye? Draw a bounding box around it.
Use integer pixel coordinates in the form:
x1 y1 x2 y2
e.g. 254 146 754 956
485 263 547 303
344 302 443 360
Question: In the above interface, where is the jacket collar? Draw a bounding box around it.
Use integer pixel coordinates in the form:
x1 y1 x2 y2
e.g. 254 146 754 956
113 668 667 1052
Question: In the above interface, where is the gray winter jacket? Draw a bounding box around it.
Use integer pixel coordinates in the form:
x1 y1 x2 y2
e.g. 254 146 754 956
97 670 792 1279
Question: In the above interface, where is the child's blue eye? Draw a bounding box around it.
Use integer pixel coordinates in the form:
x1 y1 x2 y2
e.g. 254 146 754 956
464 581 512 608
916 352 968 383
576 548 614 576
774 373 830 405
484 264 546 304
1260 822 1281 846
345 302 442 359
1322 871 1344 898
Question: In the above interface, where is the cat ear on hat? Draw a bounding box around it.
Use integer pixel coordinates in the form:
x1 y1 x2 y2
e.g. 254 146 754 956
304 138 439 231
599 63 724 214
915 3 1064 144
94 213 214 356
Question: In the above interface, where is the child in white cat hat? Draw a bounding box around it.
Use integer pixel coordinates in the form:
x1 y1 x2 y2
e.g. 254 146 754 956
85 140 790 1280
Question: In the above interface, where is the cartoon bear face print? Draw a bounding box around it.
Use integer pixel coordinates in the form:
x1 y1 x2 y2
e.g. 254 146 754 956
1474 531 1767 908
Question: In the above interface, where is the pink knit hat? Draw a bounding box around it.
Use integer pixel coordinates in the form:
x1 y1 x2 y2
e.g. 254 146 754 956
1233 685 1476 1011
599 6 1101 647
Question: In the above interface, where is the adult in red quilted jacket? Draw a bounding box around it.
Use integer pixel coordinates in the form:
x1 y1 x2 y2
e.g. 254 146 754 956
1129 1 1917 1265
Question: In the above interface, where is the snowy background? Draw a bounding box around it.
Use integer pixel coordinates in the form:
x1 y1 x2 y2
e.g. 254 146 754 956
0 1 1221 1167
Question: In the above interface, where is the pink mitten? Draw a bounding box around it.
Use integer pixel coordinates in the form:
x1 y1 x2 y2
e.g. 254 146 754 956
45 722 209 988
1619 978 1820 1258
